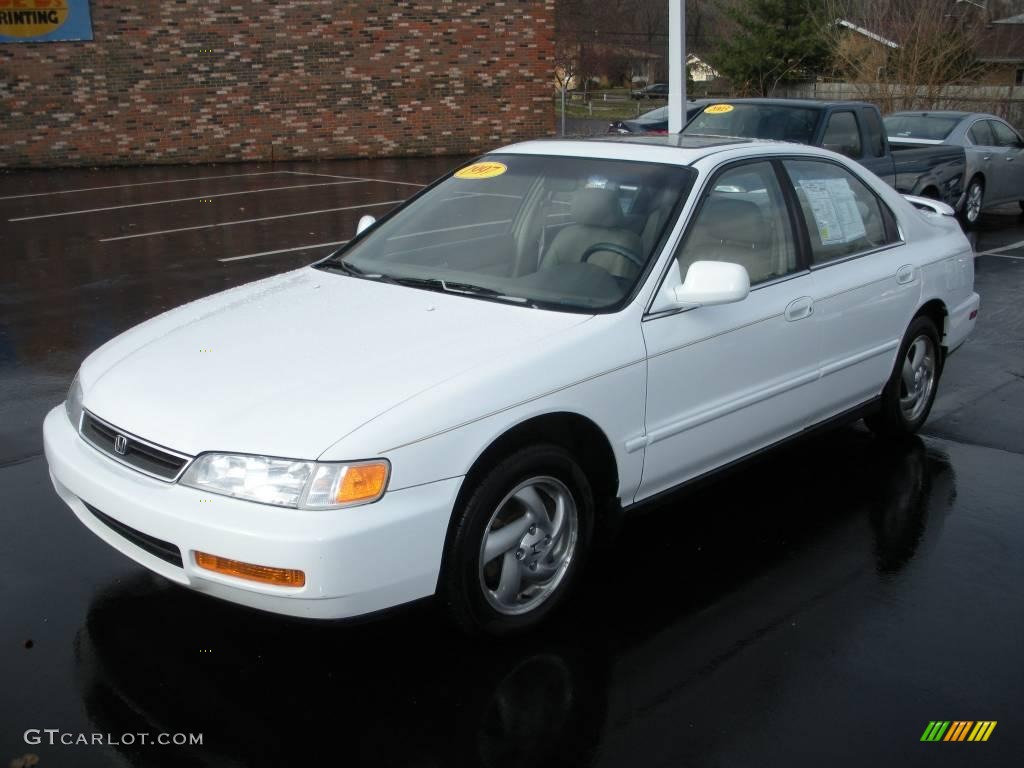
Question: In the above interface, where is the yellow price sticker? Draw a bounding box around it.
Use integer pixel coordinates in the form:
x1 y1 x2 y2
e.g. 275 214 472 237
705 104 735 115
454 161 508 180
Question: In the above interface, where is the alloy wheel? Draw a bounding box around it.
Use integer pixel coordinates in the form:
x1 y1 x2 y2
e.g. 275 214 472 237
478 476 579 616
966 182 983 223
899 334 937 423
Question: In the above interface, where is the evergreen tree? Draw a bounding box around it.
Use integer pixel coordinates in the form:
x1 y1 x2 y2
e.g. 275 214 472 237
714 0 831 96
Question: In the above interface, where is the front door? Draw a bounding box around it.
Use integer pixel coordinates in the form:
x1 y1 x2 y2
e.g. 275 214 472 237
638 160 822 501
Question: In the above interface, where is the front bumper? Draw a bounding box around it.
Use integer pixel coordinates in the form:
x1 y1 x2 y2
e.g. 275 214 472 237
43 406 461 619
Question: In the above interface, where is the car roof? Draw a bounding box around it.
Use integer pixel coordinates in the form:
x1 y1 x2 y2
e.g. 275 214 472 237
694 97 871 110
887 110 974 119
495 135 829 166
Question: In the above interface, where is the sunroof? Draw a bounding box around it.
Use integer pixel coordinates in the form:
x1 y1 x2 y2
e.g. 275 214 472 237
590 135 749 149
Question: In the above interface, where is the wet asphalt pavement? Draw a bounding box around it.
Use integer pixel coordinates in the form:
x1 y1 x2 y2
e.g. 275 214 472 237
1 159 1023 767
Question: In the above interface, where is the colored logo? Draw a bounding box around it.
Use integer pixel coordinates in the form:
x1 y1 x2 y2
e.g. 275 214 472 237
0 0 69 39
920 721 997 742
705 104 735 115
454 161 507 180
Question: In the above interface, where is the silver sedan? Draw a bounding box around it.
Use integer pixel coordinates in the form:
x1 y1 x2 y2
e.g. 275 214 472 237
885 111 1024 226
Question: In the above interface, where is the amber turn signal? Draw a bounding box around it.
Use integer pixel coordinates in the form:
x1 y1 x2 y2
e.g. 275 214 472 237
336 462 389 504
194 551 305 587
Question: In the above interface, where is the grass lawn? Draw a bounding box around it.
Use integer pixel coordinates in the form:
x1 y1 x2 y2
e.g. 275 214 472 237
558 98 666 120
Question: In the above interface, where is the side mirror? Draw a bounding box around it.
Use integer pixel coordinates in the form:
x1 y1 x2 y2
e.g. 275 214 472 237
356 214 376 235
673 260 750 307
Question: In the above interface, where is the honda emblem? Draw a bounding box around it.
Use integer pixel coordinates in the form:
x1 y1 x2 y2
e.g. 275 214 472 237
113 434 128 455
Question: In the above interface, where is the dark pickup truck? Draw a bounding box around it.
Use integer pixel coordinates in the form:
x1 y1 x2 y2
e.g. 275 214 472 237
683 99 967 211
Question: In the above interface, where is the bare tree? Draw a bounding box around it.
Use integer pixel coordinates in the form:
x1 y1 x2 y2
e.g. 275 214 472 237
822 0 989 112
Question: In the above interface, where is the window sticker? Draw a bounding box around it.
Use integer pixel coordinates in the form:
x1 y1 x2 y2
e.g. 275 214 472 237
797 178 867 245
454 161 507 180
704 104 735 115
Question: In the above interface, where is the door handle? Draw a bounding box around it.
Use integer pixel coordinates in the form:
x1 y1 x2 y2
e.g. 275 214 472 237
896 264 916 284
1007 156 1015 161
983 155 991 161
784 296 814 322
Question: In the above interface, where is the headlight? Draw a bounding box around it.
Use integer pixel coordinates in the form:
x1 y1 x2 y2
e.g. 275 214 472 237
179 454 389 510
65 372 84 430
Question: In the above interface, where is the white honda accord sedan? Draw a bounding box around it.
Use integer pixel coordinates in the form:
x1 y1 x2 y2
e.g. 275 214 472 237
44 136 979 633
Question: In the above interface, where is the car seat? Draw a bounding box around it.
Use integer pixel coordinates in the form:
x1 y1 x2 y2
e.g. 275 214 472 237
542 188 644 279
678 197 778 284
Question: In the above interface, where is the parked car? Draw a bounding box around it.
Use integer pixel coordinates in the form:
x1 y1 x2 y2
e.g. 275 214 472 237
631 82 669 100
885 111 1024 226
44 136 978 635
683 99 967 212
608 102 712 135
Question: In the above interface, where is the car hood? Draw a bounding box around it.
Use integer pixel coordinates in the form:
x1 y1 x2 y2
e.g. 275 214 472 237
81 268 591 459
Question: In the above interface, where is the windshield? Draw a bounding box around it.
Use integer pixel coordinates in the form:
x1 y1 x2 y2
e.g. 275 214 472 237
683 103 818 143
883 115 959 141
319 154 693 312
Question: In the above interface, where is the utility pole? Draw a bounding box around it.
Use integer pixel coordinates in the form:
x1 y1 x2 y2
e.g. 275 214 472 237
667 0 687 133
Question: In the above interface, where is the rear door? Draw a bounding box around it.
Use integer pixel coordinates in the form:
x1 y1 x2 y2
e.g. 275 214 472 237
780 158 915 419
988 119 1024 205
966 119 996 199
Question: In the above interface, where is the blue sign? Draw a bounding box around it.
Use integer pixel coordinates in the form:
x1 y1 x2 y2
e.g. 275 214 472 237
0 1 93 43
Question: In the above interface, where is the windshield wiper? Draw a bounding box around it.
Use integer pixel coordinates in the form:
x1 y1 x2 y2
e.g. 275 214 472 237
385 276 537 306
318 260 398 282
317 263 537 306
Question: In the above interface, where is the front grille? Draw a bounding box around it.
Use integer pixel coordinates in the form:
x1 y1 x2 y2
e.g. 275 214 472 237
83 502 184 568
80 412 190 481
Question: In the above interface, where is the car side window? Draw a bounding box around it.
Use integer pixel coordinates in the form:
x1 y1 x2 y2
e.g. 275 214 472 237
674 161 798 286
783 160 898 265
968 121 995 147
822 112 862 159
991 120 1022 148
860 108 886 157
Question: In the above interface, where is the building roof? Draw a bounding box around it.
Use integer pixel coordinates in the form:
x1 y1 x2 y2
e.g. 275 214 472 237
835 19 899 49
838 15 1024 63
976 25 1024 62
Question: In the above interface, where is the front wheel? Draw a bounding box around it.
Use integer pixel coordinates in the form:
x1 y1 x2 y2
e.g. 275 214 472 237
866 316 941 437
440 444 594 635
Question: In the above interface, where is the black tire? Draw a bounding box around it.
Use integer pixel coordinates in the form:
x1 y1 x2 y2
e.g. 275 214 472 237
960 177 984 228
1018 200 1024 213
441 444 594 635
865 315 942 438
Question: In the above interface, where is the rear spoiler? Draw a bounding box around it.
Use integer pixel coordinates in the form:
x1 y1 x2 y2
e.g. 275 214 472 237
903 194 956 217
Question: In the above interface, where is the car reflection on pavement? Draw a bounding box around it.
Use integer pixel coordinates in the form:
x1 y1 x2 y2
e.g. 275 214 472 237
75 432 953 768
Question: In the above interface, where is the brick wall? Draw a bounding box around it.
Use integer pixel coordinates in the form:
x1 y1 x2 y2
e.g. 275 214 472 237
0 0 555 168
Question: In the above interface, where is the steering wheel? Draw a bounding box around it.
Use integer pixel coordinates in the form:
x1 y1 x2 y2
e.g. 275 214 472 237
580 242 645 269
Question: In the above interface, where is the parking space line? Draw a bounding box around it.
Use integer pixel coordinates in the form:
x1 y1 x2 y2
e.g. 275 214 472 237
0 171 288 201
285 171 427 188
977 252 1024 261
975 239 1024 259
9 180 365 221
218 240 350 263
99 199 405 242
